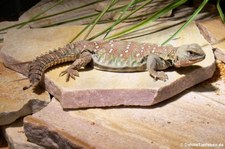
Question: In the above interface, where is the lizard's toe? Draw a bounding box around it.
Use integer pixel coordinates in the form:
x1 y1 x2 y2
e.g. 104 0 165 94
59 68 79 82
156 71 168 81
59 70 67 77
149 71 168 82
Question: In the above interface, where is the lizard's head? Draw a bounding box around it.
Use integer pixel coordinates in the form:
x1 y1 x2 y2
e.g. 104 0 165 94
173 44 205 67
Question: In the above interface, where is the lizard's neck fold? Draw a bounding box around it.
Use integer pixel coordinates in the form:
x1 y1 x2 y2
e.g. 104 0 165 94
167 47 178 65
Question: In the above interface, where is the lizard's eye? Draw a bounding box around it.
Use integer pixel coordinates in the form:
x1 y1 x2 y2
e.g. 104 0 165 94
187 51 196 56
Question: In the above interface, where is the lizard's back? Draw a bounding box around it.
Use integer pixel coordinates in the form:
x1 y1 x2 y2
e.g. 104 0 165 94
76 40 174 72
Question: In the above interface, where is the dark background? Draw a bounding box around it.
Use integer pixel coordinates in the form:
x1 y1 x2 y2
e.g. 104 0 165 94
0 0 40 21
0 0 224 22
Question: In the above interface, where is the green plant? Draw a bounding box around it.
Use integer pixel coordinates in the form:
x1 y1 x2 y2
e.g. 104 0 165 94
0 0 224 45
80 0 225 45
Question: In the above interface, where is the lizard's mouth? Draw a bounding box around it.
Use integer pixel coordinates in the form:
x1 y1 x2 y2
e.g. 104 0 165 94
189 54 205 62
174 54 205 67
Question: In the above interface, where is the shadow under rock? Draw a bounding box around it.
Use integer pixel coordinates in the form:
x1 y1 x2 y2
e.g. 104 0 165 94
0 129 8 148
173 65 203 75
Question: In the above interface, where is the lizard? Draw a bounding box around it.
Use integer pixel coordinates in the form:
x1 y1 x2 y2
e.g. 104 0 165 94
24 40 205 90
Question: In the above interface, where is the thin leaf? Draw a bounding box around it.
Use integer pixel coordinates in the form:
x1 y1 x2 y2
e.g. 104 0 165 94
88 0 152 41
70 0 119 43
0 0 104 32
103 0 137 39
18 0 63 29
83 0 119 40
162 0 208 45
36 0 105 21
43 4 125 28
217 0 225 23
43 13 99 28
0 23 22 32
106 0 188 40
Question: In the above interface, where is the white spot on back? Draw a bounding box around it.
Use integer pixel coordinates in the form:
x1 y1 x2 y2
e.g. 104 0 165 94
136 53 140 57
120 54 123 57
70 44 75 49
109 48 113 53
83 45 87 49
126 42 131 49
125 50 129 53
96 45 99 49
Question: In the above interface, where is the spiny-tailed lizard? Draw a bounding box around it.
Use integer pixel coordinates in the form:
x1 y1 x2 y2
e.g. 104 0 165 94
24 40 205 90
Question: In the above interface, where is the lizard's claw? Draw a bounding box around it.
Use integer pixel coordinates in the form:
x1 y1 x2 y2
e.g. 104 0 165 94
150 71 168 82
59 68 79 82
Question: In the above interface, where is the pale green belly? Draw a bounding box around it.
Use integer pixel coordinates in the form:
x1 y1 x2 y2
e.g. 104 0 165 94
92 54 147 72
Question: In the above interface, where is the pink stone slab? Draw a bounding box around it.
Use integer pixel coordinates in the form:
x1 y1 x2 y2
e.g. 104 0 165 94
23 94 225 148
23 99 160 149
197 17 225 63
0 23 215 109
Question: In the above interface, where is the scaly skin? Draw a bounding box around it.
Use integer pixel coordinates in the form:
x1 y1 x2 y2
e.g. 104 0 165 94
24 40 205 90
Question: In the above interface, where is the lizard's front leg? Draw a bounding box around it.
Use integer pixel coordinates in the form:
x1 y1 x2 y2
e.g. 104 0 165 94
147 54 171 81
59 51 92 81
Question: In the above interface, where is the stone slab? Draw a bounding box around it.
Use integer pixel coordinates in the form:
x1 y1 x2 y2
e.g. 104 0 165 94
23 87 225 149
1 118 44 149
0 23 215 109
0 62 50 126
197 17 225 62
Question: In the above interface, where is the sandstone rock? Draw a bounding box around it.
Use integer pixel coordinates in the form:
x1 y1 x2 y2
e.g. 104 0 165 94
2 118 44 149
0 63 50 125
197 17 225 63
0 23 215 109
23 93 225 149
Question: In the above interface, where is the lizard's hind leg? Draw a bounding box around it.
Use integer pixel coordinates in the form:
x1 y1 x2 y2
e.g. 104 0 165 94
59 51 92 81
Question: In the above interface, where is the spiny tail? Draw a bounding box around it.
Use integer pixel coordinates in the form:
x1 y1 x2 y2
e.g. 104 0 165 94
24 43 79 90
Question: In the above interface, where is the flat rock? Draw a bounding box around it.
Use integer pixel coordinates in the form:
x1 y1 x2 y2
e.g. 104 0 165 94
0 62 50 125
2 118 44 149
197 17 225 62
23 91 225 149
0 23 215 109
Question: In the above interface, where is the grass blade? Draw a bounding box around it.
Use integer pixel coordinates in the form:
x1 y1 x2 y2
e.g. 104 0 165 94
70 0 118 43
103 0 137 39
162 0 208 45
36 0 105 21
18 0 63 29
0 0 104 32
83 0 119 40
88 0 152 40
43 5 125 28
106 0 188 40
217 0 225 23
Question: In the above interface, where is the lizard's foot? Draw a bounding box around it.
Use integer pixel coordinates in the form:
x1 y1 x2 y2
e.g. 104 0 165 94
59 68 79 81
149 71 168 82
